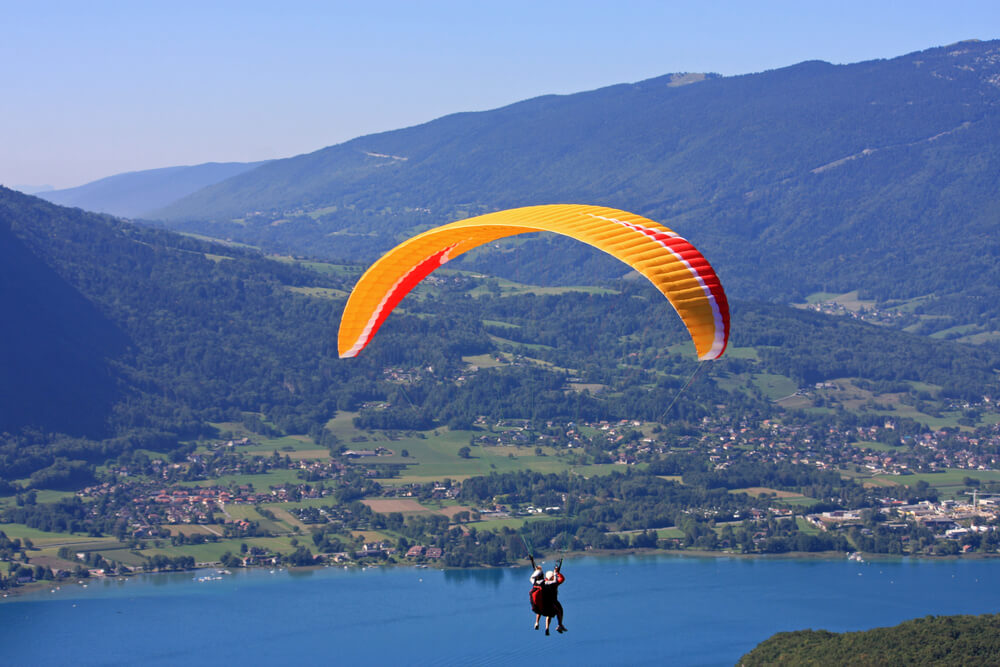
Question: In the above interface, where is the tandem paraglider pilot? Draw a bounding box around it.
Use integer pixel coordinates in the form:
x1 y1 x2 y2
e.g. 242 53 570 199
528 555 567 635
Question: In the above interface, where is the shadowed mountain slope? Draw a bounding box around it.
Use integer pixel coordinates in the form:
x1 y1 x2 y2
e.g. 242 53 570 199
0 198 127 436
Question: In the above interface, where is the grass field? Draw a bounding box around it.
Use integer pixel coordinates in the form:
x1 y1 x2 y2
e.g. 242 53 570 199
362 499 431 513
567 382 608 394
325 410 363 441
0 523 109 546
163 525 220 536
141 536 299 563
0 490 76 509
488 333 554 352
244 447 330 460
799 378 975 430
382 440 573 483
285 285 350 300
654 527 685 539
866 405 966 431
326 411 616 485
873 468 1000 494
929 324 981 339
90 548 147 567
482 319 520 329
276 256 362 277
466 276 618 298
249 434 320 452
462 353 508 369
323 417 581 484
223 505 264 521
351 530 392 543
796 517 821 535
751 373 800 400
801 291 846 305
473 515 559 531
715 371 799 402
176 469 303 489
259 506 309 531
261 498 337 511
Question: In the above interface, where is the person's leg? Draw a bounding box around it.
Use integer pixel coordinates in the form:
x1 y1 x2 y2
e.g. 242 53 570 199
556 602 566 632
534 613 540 630
545 615 551 635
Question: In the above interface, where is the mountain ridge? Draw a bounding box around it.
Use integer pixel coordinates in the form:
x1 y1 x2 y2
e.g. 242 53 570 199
37 160 268 218
139 40 1000 339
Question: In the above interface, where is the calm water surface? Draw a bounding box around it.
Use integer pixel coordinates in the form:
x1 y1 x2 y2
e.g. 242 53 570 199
3 555 999 666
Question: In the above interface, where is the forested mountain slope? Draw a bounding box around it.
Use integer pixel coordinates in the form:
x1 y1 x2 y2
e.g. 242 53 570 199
3 187 1000 489
150 41 1000 334
38 161 267 218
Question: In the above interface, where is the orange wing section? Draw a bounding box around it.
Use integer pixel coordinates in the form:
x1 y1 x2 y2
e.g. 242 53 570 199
338 204 729 360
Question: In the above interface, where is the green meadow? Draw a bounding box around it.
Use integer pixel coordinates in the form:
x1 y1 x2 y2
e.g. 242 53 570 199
873 468 1000 496
176 469 303 489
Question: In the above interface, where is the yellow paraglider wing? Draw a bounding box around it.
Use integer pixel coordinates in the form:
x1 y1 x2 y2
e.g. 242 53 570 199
338 204 729 360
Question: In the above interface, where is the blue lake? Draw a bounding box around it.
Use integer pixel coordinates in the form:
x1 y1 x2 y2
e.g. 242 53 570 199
3 554 999 666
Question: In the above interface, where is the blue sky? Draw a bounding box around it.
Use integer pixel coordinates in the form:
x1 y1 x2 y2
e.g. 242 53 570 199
3 1 998 189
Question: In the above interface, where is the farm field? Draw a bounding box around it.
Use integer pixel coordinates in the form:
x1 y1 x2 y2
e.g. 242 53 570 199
796 517 821 535
0 523 88 545
244 435 322 454
335 426 577 483
0 490 76 509
176 469 303 489
465 275 618 298
473 515 558 532
873 468 1000 497
258 506 309 531
462 353 507 369
362 499 431 514
654 527 685 539
140 536 299 563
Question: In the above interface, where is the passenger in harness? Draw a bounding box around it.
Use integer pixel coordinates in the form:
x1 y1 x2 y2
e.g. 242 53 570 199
529 556 545 629
528 555 567 635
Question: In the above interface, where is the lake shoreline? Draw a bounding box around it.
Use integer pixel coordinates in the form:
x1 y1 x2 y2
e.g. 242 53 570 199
6 545 998 601
9 549 1000 665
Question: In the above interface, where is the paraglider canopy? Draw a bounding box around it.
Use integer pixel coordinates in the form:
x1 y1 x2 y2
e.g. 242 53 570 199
338 204 729 360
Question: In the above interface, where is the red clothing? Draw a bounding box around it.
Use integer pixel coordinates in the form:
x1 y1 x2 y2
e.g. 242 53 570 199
535 572 564 617
530 584 544 614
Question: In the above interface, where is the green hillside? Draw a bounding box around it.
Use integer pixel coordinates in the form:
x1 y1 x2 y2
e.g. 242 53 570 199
740 613 1000 666
3 186 1000 491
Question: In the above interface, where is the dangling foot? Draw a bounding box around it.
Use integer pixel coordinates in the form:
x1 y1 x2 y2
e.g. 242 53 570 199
557 625 567 633
534 621 539 630
545 628 550 636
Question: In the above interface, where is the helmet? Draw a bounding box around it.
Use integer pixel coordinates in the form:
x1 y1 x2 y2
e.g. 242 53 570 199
545 570 555 581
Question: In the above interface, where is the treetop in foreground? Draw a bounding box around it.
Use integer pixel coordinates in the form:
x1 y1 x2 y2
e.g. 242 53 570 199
739 613 1000 666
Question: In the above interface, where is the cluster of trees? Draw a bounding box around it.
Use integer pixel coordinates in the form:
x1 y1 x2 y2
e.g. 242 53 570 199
3 497 97 535
741 614 1000 665
143 555 196 572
